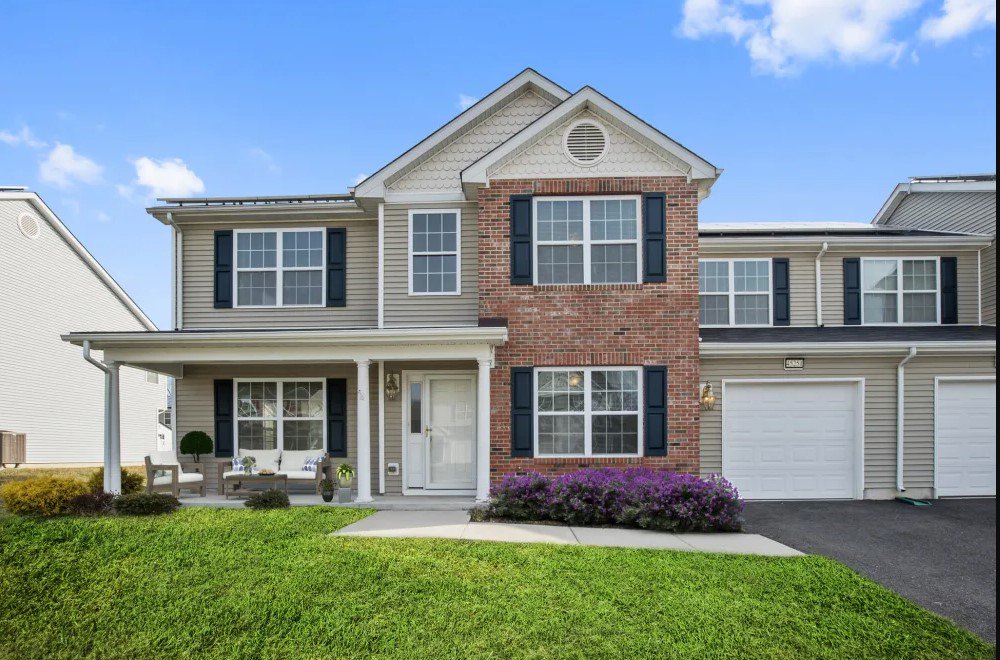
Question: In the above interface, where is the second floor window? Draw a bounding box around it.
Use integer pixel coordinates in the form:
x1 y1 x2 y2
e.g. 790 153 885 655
862 258 939 324
534 197 641 285
699 259 772 326
235 229 324 307
410 210 461 295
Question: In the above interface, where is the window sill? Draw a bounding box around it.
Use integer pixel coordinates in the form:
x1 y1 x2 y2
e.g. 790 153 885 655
528 283 644 292
533 454 644 460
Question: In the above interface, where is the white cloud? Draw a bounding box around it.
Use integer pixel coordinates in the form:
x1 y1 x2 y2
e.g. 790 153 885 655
352 173 369 185
131 156 205 198
680 0 922 76
457 94 479 110
39 143 104 188
920 0 996 42
247 147 281 174
0 126 47 149
95 210 111 223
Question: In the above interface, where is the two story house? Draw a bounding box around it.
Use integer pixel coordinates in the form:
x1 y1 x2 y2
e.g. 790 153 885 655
63 69 996 501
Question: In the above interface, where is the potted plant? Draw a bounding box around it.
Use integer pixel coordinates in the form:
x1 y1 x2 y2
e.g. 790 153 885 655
178 431 213 462
319 478 335 503
336 463 355 503
241 455 257 475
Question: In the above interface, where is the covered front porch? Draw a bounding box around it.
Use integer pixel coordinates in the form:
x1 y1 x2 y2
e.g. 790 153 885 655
62 327 507 502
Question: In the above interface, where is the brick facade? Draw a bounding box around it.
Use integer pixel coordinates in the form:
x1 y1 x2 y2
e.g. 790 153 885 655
478 177 701 483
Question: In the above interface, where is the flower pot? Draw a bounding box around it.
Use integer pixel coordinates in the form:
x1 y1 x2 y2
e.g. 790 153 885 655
321 491 334 503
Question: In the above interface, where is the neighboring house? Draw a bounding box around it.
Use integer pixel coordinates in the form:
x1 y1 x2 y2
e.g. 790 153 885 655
1 187 167 465
62 69 996 500
871 174 996 325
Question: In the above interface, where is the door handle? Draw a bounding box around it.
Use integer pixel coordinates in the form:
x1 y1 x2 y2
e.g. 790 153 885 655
425 426 432 437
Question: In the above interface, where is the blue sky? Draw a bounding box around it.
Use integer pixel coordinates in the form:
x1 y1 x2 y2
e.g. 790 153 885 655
1 1 995 328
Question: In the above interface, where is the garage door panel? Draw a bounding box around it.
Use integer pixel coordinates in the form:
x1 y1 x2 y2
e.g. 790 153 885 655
936 380 996 497
723 382 858 500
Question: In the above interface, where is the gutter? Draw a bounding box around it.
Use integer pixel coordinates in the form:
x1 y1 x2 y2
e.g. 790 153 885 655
82 341 121 494
896 347 918 492
699 340 995 356
815 242 828 326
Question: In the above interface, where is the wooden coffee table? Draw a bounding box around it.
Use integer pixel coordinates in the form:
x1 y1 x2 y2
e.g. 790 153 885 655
222 472 288 499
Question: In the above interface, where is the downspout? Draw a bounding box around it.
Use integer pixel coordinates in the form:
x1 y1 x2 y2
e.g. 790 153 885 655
83 341 120 494
815 242 829 326
896 347 918 492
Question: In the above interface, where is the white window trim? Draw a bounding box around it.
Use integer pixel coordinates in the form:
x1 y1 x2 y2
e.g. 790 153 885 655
532 196 643 285
233 228 326 308
698 258 773 328
533 366 644 459
233 378 326 454
407 208 462 296
861 256 941 326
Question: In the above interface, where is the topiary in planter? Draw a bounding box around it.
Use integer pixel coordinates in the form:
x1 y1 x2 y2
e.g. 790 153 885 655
87 468 144 495
114 493 181 516
244 489 290 510
179 431 214 462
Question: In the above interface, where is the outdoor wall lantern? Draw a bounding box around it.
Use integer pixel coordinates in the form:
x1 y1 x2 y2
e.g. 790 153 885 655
700 383 716 411
385 373 400 400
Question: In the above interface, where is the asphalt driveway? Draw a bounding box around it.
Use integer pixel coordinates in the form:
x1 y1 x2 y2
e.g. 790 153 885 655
744 498 997 643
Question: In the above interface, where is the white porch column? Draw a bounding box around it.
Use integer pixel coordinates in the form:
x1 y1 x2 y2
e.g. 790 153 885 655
355 359 373 503
105 361 122 494
476 358 493 502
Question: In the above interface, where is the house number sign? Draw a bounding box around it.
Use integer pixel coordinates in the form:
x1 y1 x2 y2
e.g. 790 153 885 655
783 357 805 370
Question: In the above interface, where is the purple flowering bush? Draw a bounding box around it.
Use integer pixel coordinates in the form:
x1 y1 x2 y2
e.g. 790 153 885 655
477 468 744 532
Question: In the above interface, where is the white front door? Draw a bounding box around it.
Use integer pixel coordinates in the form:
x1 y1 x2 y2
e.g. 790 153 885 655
723 380 861 500
935 378 996 497
425 375 477 489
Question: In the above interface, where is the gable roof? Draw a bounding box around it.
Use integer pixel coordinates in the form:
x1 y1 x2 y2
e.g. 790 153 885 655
353 68 570 200
461 86 721 198
871 175 996 227
1 190 158 331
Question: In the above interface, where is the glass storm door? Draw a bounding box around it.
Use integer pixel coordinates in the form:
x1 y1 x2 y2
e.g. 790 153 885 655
425 375 477 489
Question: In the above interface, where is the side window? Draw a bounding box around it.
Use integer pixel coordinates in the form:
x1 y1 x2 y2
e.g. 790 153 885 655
699 259 772 326
234 229 324 307
862 258 939 324
409 210 461 295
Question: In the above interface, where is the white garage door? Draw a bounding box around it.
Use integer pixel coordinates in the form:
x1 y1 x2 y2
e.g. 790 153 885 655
935 379 996 497
723 381 860 500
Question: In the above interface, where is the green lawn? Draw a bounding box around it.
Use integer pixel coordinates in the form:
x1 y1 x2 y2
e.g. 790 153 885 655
0 508 991 659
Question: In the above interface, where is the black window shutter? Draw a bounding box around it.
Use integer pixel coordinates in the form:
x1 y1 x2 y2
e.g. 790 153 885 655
510 195 533 285
326 228 347 307
213 230 233 309
213 379 234 458
941 257 958 324
510 367 534 457
643 366 668 456
642 193 667 283
843 258 861 325
772 258 791 326
326 378 348 457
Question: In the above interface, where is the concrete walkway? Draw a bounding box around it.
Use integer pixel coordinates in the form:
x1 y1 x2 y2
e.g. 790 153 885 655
334 510 803 556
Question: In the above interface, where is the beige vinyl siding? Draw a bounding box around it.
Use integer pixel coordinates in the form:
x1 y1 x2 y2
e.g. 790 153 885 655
383 202 479 327
0 198 165 465
698 252 816 326
982 243 996 324
700 354 995 497
902 356 997 489
179 219 377 329
821 249 980 326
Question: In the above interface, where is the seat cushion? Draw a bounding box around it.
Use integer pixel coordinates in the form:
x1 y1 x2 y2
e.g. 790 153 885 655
278 470 318 481
152 472 203 486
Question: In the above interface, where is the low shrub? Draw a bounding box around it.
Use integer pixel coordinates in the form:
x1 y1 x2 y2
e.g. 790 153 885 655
67 491 116 516
114 492 180 516
478 468 744 533
0 477 90 516
87 468 144 495
244 489 290 510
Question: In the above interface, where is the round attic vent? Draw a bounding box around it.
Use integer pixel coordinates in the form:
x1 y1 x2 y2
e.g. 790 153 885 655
17 212 41 239
563 119 608 166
